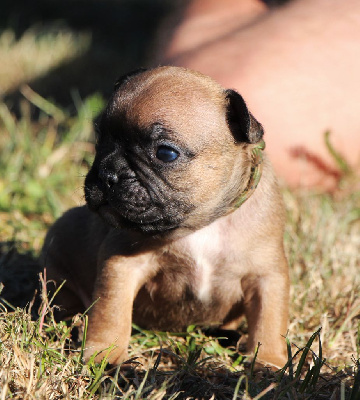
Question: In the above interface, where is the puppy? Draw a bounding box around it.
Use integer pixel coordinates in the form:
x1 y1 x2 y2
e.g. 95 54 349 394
40 66 289 368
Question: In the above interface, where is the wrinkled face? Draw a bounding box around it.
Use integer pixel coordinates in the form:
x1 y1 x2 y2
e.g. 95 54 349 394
84 67 260 237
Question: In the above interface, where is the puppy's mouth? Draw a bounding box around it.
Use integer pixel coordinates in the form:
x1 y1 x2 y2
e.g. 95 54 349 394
85 177 187 235
96 202 182 235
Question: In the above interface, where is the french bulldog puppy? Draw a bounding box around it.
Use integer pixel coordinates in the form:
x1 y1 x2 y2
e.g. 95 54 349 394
40 66 289 368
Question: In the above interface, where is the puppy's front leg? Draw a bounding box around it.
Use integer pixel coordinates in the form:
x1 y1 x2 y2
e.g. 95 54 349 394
84 236 154 364
243 258 289 368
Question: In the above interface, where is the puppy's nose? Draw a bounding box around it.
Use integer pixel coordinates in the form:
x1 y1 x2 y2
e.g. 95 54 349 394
99 169 119 188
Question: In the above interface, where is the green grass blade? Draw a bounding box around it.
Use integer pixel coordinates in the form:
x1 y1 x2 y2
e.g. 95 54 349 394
250 342 261 378
79 315 88 362
295 328 321 380
20 85 67 122
324 130 351 174
350 362 360 400
232 375 246 400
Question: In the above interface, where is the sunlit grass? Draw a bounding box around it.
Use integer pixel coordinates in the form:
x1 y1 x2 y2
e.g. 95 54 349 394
0 88 104 253
0 27 91 96
284 189 360 367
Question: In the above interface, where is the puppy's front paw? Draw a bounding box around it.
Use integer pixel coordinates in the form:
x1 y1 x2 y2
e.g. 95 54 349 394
84 341 128 365
253 352 288 371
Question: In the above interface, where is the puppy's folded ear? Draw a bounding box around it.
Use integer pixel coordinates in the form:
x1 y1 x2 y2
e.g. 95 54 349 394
114 68 148 90
225 89 264 144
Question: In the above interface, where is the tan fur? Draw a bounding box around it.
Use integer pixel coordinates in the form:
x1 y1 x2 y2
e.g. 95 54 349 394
40 67 289 368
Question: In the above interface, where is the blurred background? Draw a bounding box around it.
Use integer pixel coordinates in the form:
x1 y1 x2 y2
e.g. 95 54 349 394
0 0 182 108
1 0 291 108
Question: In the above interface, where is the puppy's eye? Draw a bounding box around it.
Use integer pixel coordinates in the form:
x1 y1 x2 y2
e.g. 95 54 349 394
156 145 179 162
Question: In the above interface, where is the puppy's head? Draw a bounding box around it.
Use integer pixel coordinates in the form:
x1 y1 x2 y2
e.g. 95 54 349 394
84 66 264 237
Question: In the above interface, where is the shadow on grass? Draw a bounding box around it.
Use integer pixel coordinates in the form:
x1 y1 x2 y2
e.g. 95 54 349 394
0 241 41 313
94 347 356 399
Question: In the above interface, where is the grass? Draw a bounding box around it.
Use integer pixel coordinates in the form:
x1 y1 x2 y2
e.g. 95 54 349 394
0 26 360 399
0 26 90 98
0 85 104 253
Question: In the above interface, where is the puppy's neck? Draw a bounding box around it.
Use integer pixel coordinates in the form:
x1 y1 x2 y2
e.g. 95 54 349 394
233 140 265 209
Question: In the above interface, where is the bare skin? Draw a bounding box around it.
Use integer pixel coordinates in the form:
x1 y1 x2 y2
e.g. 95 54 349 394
164 0 360 190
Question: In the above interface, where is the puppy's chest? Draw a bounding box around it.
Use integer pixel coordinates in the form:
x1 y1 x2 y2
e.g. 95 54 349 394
186 240 221 303
151 230 241 305
134 229 245 330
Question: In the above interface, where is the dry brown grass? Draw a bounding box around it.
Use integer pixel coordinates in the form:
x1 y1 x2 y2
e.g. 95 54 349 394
284 186 360 370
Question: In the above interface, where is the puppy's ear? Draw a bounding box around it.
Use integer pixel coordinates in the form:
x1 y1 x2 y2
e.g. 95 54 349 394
225 89 264 144
114 68 148 90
